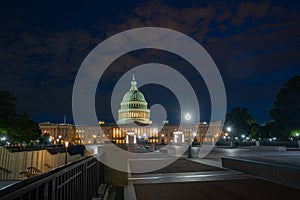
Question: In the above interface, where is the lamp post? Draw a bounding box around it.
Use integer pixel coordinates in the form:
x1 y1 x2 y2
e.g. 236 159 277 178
142 133 146 147
93 134 97 144
185 113 192 158
1 137 6 146
58 135 62 145
192 132 196 146
65 141 69 164
225 126 234 147
226 127 232 133
153 128 157 151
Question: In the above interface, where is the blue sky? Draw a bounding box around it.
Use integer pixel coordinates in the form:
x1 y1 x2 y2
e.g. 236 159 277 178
0 0 299 124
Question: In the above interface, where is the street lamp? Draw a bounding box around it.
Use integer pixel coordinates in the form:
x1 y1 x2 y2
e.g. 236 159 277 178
1 137 7 146
65 141 69 164
58 135 62 145
161 134 165 144
153 128 157 150
93 134 97 144
141 133 147 147
192 132 197 146
226 127 232 132
185 113 192 158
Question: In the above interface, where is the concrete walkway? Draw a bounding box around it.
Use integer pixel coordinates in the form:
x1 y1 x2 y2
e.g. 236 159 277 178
129 170 254 184
125 148 300 200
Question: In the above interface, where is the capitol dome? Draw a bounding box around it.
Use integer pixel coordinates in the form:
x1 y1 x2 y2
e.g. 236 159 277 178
117 74 152 125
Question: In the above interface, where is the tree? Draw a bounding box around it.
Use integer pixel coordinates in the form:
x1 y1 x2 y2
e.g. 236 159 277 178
249 123 261 139
12 112 41 143
0 90 40 143
224 107 256 137
0 91 18 127
37 133 51 145
249 121 274 140
270 76 300 139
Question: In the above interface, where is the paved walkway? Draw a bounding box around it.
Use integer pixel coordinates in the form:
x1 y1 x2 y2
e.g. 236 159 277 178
134 178 300 200
130 158 225 175
233 154 300 167
126 147 300 200
129 171 253 184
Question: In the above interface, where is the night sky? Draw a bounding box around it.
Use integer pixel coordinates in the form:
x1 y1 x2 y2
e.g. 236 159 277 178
0 0 299 124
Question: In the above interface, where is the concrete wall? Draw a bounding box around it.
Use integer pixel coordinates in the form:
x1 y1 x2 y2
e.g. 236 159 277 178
0 146 83 180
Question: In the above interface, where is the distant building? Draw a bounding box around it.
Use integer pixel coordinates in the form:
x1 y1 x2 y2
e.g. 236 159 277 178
39 122 76 144
39 122 222 145
39 75 222 145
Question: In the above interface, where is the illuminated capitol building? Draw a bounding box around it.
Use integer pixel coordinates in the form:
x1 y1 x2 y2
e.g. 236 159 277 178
39 75 222 146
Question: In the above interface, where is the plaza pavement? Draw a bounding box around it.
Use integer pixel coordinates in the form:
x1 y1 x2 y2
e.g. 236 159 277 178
125 147 300 200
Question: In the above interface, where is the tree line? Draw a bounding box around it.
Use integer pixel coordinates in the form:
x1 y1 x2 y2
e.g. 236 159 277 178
224 75 300 140
0 91 41 144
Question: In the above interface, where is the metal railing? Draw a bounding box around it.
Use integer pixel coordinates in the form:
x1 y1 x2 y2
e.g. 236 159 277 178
0 156 104 200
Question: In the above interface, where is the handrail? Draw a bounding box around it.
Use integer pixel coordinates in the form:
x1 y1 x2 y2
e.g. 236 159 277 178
0 156 104 200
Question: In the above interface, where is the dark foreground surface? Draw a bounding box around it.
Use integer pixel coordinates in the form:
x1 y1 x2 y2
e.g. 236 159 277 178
134 179 300 200
128 147 300 200
131 158 225 175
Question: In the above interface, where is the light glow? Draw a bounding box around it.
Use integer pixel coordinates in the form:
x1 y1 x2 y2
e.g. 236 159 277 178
65 141 69 148
185 113 191 121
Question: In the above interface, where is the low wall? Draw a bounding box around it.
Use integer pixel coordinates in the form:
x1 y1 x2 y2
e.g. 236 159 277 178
217 141 299 148
222 156 300 190
0 146 84 180
248 146 286 151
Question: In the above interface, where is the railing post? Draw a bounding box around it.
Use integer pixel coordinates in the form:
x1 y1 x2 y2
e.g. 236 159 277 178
44 182 49 200
51 176 56 200
82 161 87 200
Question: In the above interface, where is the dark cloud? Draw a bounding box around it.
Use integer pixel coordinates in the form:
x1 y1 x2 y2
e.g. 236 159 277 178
229 1 270 25
0 0 299 123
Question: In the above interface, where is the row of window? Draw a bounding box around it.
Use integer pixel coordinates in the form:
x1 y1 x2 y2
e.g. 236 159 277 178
119 111 149 119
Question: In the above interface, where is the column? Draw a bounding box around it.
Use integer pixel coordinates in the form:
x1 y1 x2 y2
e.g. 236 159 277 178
134 135 137 144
